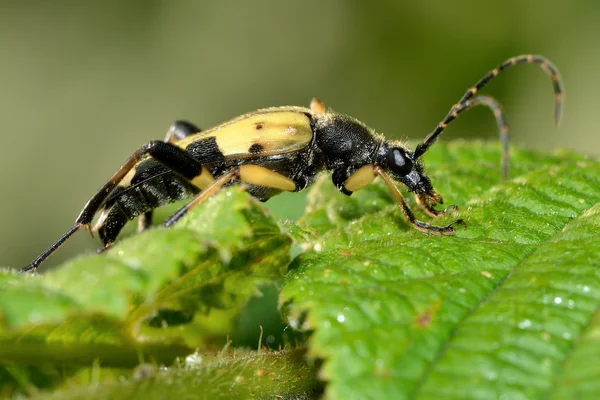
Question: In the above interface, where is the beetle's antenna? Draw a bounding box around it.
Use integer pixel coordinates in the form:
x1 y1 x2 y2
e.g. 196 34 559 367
463 96 510 178
421 95 511 178
414 55 563 159
19 224 82 273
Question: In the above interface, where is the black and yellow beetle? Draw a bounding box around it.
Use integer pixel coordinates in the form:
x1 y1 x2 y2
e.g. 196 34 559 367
21 54 562 272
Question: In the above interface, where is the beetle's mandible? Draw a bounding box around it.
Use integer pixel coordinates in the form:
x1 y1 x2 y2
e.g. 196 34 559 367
21 54 563 272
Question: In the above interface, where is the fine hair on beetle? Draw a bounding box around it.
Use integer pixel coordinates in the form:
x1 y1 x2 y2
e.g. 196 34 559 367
20 54 563 273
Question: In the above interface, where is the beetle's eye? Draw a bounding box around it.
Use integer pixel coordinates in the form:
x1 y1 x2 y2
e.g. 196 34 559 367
388 147 413 176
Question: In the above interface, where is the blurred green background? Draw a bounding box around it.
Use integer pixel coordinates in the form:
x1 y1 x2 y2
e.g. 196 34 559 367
1 1 599 270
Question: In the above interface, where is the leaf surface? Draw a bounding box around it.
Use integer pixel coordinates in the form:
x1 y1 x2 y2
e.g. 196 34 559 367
40 349 320 400
281 142 600 399
2 142 599 399
0 188 291 367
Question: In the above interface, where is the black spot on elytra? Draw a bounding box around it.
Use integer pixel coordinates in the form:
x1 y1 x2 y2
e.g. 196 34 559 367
255 123 263 130
249 143 264 154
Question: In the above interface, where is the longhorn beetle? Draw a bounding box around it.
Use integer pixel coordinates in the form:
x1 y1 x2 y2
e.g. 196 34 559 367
21 54 562 273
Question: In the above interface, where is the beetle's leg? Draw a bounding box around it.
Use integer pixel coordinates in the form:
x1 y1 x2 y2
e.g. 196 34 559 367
19 225 82 273
414 54 562 159
374 166 465 234
332 164 462 230
137 210 154 232
238 164 297 192
164 120 201 143
165 165 298 226
164 168 240 227
416 194 458 218
76 141 209 227
138 121 202 232
21 141 211 273
330 165 378 196
96 243 113 254
341 165 378 193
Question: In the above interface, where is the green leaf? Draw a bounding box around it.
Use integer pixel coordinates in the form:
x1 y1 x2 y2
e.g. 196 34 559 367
0 188 291 367
3 142 599 399
281 142 600 399
38 349 320 400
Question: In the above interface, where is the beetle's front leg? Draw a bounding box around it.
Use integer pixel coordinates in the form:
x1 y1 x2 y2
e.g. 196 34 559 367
332 166 366 195
415 193 459 218
374 167 465 234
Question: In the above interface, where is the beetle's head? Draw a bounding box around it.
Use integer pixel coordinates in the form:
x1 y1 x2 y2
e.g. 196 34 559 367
379 141 443 205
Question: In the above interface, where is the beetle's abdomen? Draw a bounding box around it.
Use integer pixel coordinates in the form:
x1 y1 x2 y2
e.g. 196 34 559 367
93 161 199 245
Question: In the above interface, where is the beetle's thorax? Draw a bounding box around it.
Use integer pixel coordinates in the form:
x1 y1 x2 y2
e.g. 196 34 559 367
312 111 384 171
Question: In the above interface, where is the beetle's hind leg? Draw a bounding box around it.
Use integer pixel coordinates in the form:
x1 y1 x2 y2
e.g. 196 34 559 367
138 120 202 232
374 167 465 234
22 137 210 273
20 224 82 273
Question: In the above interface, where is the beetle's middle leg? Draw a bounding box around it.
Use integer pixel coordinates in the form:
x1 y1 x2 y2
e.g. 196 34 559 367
164 120 201 143
165 165 298 226
138 120 202 232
